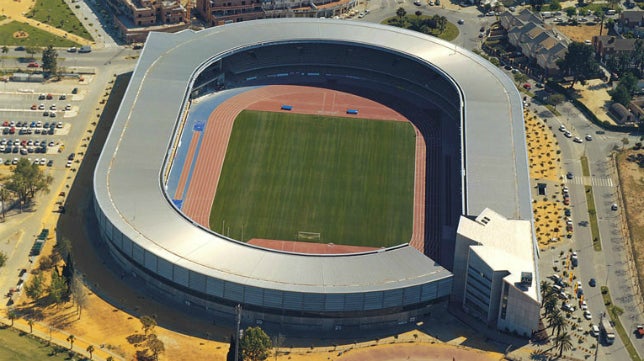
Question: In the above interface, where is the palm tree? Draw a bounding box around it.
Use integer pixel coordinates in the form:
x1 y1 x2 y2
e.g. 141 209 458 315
547 309 566 336
66 334 75 350
543 295 559 319
27 318 34 333
554 332 573 356
540 280 552 306
86 345 95 360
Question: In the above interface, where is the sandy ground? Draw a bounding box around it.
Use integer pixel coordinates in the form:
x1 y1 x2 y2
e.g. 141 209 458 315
574 79 614 124
616 150 644 309
552 23 602 43
523 108 567 250
0 0 92 45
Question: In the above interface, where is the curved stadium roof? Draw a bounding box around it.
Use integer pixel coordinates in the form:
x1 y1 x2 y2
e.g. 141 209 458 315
93 19 529 294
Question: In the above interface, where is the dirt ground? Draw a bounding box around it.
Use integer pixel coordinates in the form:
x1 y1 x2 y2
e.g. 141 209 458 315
616 149 644 307
523 108 567 250
552 23 601 43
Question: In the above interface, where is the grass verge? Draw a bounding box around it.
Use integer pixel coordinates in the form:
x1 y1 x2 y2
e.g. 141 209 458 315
581 156 601 250
585 185 602 251
0 21 79 47
0 326 70 361
600 287 641 361
382 16 458 41
210 111 415 247
25 0 93 41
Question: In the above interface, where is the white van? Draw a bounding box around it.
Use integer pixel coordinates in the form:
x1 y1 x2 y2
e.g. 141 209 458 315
606 9 616 15
541 11 553 18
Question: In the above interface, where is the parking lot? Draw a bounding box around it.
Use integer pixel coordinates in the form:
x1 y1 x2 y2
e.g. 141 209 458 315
0 86 82 169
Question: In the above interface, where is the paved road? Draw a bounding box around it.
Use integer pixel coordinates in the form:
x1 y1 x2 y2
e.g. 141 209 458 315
528 96 644 360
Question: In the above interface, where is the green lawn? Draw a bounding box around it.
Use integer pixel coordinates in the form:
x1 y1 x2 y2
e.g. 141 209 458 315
0 21 80 47
25 0 93 41
210 110 416 247
0 326 69 361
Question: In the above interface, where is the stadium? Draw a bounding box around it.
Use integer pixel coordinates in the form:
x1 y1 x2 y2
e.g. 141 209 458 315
93 19 538 334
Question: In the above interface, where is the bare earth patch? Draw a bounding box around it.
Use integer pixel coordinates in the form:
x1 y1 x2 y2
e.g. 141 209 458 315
616 150 644 304
552 23 601 43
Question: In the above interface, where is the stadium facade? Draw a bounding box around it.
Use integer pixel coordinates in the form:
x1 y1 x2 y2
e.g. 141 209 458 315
93 19 540 335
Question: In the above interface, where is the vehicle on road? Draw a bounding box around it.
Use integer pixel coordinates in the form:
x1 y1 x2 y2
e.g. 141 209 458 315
67 47 77 53
457 19 464 24
591 324 600 337
573 137 583 143
637 325 644 338
566 172 573 179
611 203 618 211
564 131 572 138
601 317 616 344
79 45 92 53
589 278 596 287
584 310 592 320
585 134 592 141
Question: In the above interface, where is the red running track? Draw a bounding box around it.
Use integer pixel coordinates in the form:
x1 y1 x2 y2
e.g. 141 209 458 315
180 85 426 254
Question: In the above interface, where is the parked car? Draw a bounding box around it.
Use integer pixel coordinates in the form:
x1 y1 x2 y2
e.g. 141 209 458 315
566 172 573 179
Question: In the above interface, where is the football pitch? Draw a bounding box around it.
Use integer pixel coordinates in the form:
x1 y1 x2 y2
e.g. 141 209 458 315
209 110 416 248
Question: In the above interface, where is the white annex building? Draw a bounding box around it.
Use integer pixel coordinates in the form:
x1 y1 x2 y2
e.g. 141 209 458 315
453 208 540 337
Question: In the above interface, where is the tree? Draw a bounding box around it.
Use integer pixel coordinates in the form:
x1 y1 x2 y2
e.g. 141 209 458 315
543 294 559 317
610 84 632 106
0 186 11 220
4 158 54 210
147 334 165 361
25 273 45 300
41 45 58 75
55 238 72 260
1 45 8 69
547 93 566 109
140 315 157 336
513 72 528 85
548 310 567 337
241 326 272 361
396 7 407 18
71 273 88 319
6 307 18 326
554 332 573 356
0 250 7 268
62 252 75 288
550 0 561 10
86 345 95 360
557 42 599 88
107 357 114 361
25 46 40 60
49 270 68 305
67 334 76 350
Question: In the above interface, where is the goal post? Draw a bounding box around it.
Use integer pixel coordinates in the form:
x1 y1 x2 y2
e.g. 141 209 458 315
296 231 321 241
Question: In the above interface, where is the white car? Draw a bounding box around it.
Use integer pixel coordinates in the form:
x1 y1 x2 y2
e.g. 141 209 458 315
584 310 592 320
585 134 592 141
56 122 63 128
64 104 72 111
573 137 583 143
564 131 572 138
580 300 588 310
591 324 599 337
65 160 73 168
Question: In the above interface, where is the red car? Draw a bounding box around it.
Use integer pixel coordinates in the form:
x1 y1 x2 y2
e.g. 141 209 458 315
31 104 37 110
2 121 8 126
27 62 39 68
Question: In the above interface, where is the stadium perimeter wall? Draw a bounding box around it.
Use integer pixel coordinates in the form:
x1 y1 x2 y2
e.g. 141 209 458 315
93 19 531 333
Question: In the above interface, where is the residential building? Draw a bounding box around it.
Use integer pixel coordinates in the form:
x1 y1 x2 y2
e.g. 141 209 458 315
105 0 190 43
592 36 639 61
195 0 357 26
618 10 644 37
501 9 570 75
453 208 540 337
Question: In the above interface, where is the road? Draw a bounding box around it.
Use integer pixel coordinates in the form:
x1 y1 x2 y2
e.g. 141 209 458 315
528 95 644 361
2 3 643 360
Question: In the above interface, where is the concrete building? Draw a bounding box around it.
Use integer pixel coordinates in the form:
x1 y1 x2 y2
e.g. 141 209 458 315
195 0 357 26
453 208 539 337
105 0 190 42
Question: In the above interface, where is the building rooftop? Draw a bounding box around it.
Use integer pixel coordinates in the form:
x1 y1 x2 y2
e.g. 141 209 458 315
457 208 538 301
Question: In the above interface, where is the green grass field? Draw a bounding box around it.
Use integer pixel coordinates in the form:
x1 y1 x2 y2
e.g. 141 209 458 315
0 21 80 47
210 110 416 247
0 326 69 361
26 0 93 41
